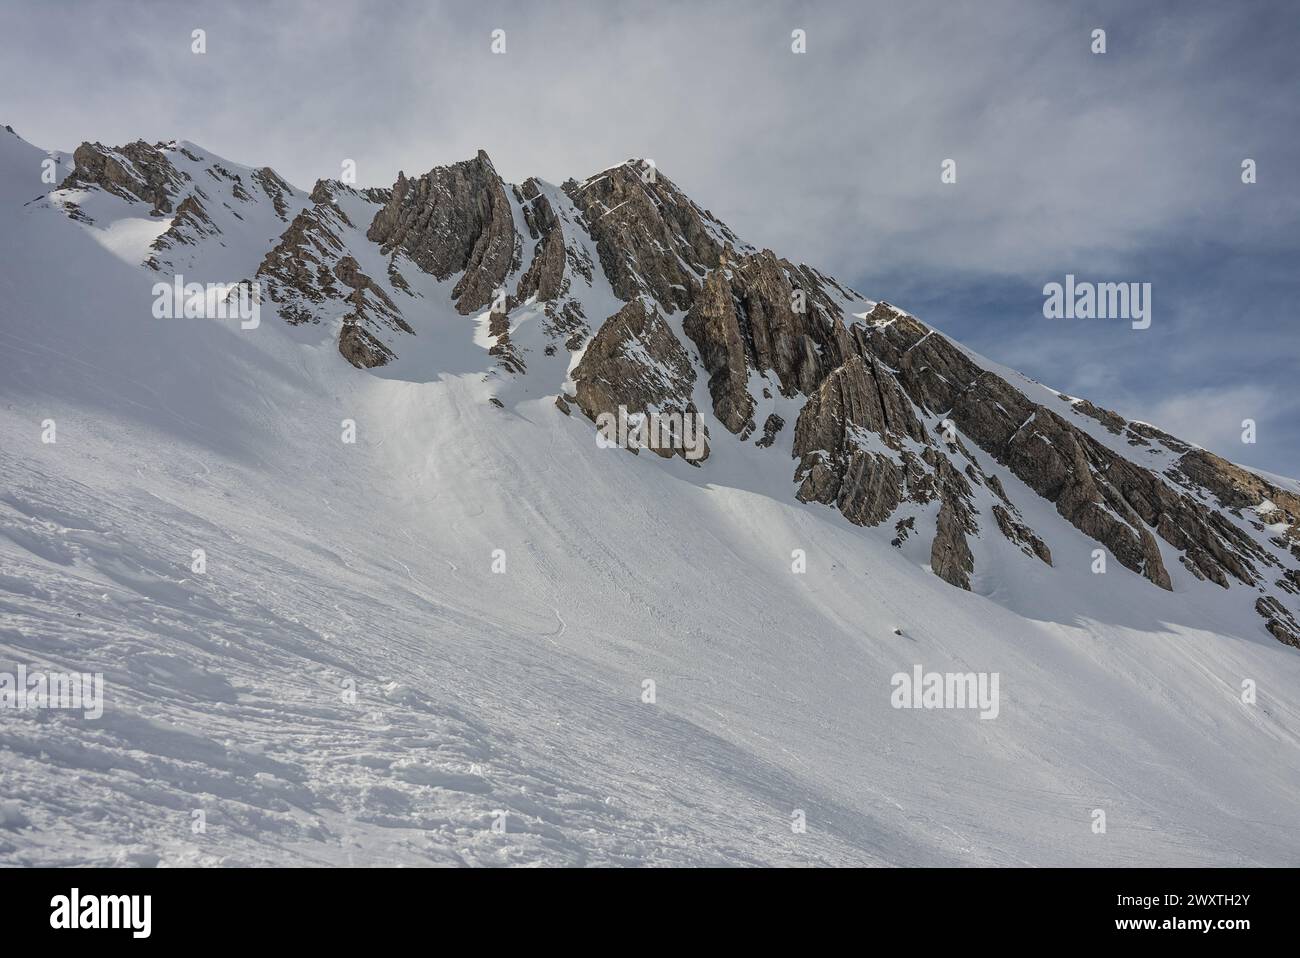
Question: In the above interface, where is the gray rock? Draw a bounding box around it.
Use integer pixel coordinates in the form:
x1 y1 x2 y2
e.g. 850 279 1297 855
571 300 708 463
366 151 515 315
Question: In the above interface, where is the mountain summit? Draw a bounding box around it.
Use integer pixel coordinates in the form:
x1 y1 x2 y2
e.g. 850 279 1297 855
3 126 1300 866
37 132 1297 644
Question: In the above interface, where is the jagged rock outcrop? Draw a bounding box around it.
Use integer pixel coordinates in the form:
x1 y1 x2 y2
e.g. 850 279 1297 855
1257 597 1300 649
852 300 1300 639
1127 420 1193 453
569 300 708 463
932 494 977 589
516 179 594 352
858 304 1171 590
338 322 394 368
729 251 852 397
257 189 349 324
59 140 185 214
792 354 923 524
564 160 736 312
755 413 785 449
258 180 407 368
793 354 925 457
563 163 865 440
1001 405 1174 590
512 179 566 306
366 151 515 315
787 341 1052 589
146 193 219 268
1068 397 1128 435
662 240 868 450
1175 449 1300 533
253 167 293 221
683 263 757 438
55 139 303 277
992 504 1053 565
46 134 1299 647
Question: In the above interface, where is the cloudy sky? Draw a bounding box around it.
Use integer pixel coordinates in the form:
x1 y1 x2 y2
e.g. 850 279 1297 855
3 0 1297 474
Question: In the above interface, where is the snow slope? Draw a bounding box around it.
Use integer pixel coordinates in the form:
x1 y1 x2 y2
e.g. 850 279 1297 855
3 128 1300 866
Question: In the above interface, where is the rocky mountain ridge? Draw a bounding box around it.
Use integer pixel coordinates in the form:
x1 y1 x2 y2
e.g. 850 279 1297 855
29 130 1300 649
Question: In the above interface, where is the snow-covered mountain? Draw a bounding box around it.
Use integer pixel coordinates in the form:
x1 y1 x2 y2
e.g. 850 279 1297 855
2 124 1299 866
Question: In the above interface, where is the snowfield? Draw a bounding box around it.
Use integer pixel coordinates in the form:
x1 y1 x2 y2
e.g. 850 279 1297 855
2 127 1300 867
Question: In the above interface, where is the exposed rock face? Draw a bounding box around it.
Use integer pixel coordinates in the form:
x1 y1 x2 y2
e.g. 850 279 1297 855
1068 397 1127 435
789 352 999 591
793 355 923 459
1257 597 1300 649
366 151 515 314
566 175 862 435
511 179 566 307
755 413 785 449
992 504 1053 565
851 300 1300 642
338 321 394 368
563 163 869 449
1175 449 1300 531
732 251 852 397
519 180 598 352
257 192 348 325
792 355 923 526
486 307 525 375
56 139 303 278
1127 421 1193 453
679 248 861 442
1001 405 1174 590
570 300 708 463
564 160 737 312
683 264 757 438
932 493 977 590
146 193 219 269
858 304 1171 589
59 140 185 214
258 180 407 368
252 167 293 221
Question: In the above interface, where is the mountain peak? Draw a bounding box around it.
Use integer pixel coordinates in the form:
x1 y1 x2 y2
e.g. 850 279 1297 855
11 133 1300 649
5 121 1300 870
